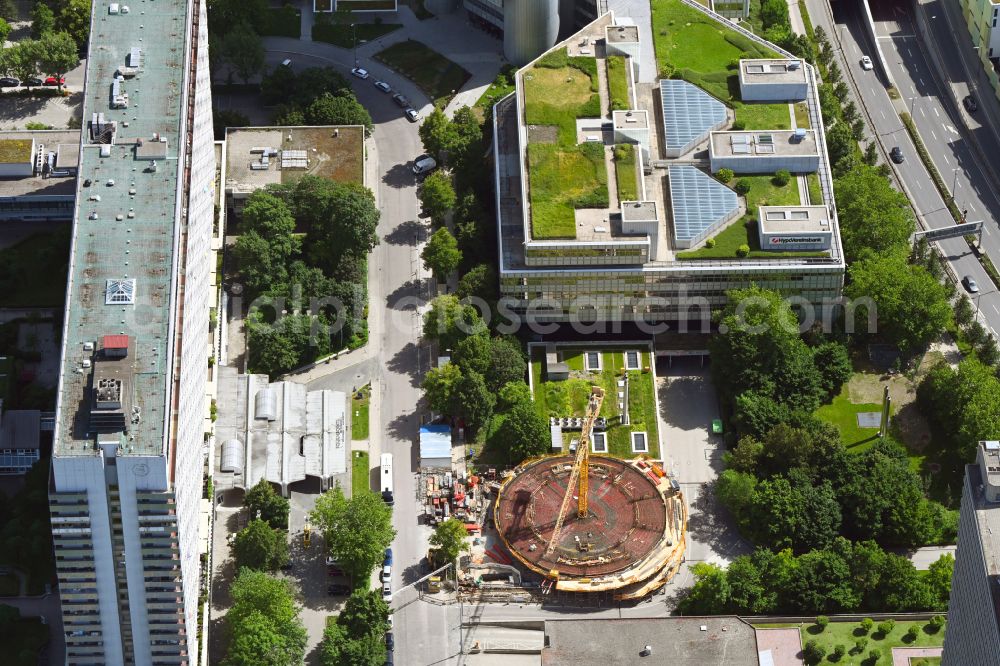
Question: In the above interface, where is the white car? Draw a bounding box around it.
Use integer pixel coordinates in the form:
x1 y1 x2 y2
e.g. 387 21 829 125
412 155 437 175
374 80 392 93
405 108 419 123
382 580 392 602
351 67 369 79
860 56 873 71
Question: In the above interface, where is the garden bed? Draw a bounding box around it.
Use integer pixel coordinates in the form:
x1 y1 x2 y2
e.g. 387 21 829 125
259 5 301 38
312 21 400 48
374 39 471 109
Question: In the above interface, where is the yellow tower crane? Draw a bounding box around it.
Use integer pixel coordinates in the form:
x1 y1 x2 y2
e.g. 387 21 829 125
543 386 605 562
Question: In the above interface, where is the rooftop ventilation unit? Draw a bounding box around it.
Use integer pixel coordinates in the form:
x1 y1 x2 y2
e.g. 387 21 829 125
788 60 801 70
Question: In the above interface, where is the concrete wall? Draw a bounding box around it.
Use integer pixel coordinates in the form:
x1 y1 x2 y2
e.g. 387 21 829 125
504 0 560 66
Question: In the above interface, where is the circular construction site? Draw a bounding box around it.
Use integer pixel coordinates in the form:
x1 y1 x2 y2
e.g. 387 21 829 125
494 455 686 598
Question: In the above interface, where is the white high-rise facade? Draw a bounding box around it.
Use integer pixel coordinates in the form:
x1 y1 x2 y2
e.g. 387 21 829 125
49 0 215 660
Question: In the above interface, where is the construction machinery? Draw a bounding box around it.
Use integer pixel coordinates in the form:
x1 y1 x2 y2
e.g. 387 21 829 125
543 386 605 563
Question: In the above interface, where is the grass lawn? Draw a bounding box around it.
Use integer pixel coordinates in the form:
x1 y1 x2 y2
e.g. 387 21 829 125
0 572 19 595
678 175 826 259
530 347 659 459
312 21 400 48
524 53 600 144
0 226 70 307
528 142 608 238
4 619 49 666
352 451 371 495
607 55 630 111
735 102 791 130
475 68 515 110
259 5 301 38
797 619 945 665
807 172 823 204
614 144 638 202
352 384 370 441
814 385 883 451
794 102 811 129
375 40 471 109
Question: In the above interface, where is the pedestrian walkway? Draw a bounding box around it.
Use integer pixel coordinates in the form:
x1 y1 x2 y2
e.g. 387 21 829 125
891 646 942 666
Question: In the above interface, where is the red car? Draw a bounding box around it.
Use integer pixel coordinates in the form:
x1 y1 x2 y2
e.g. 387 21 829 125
43 76 65 86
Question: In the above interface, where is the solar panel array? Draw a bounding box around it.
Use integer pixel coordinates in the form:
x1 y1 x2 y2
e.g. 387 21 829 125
668 165 740 246
659 79 727 154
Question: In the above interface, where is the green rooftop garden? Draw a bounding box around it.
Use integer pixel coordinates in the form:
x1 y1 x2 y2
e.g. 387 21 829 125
524 48 608 239
0 139 32 163
607 55 630 111
678 174 827 259
352 451 370 495
530 346 660 459
614 144 638 202
765 618 946 665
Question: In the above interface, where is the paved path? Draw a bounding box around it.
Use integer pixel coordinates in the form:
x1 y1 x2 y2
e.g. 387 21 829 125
891 646 943 666
756 627 805 666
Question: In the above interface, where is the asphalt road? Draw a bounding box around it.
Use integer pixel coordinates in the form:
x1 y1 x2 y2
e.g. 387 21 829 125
810 0 1000 330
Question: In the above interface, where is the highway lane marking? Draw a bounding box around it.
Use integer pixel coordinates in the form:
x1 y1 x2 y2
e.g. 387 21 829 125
920 107 926 118
943 153 949 164
879 108 886 120
946 124 957 134
934 107 940 118
920 77 926 87
993 303 999 315
931 129 938 141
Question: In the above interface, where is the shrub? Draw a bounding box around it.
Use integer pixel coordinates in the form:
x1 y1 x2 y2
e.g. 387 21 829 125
716 168 734 183
877 619 895 636
928 615 945 632
705 238 716 249
854 637 868 654
859 618 874 634
734 179 752 195
802 640 826 665
736 244 750 258
905 625 920 642
732 119 746 130
815 616 829 631
773 169 791 186
868 649 882 663
832 644 846 660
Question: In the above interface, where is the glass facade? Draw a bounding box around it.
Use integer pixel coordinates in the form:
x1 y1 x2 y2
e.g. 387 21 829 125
0 447 40 474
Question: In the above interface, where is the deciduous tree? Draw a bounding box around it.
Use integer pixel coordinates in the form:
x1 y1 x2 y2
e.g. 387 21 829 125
419 171 456 227
430 518 470 563
232 518 289 572
310 486 395 582
421 227 461 281
221 22 264 85
305 92 372 132
244 478 290 529
224 569 306 666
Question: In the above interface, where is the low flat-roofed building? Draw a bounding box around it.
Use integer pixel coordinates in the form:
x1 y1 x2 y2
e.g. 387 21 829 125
0 405 42 475
757 205 833 251
709 129 820 174
541 617 760 666
0 130 79 221
605 22 640 59
739 58 809 101
213 366 349 500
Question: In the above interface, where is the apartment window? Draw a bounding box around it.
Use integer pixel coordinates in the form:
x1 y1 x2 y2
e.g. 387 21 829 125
631 431 648 453
624 350 641 370
585 351 601 371
591 432 607 453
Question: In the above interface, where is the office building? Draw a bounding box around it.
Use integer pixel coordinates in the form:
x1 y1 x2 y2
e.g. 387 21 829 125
492 8 844 324
463 0 600 65
942 440 1000 665
0 130 80 222
48 0 216 660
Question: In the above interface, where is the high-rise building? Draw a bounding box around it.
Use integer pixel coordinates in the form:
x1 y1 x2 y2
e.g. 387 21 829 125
48 0 216 660
942 440 1000 665
463 0 599 65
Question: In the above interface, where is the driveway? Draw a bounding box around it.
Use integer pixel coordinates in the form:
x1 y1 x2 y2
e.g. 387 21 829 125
0 60 86 129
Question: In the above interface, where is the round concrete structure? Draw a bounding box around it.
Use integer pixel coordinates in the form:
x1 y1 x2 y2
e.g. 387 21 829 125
503 0 560 66
494 456 685 594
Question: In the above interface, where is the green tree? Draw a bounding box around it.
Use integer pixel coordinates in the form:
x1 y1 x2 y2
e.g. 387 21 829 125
678 562 731 614
233 191 300 294
955 295 975 328
0 18 10 44
35 31 78 90
877 619 895 635
208 0 269 35
419 171 457 227
319 624 385 666
422 361 463 415
421 227 462 281
244 478 291 529
58 0 91 49
224 569 307 666
486 337 526 392
246 314 300 377
0 0 14 22
802 639 826 665
221 22 264 85
285 177 379 271
760 0 789 28
813 341 852 397
305 92 373 132
860 617 874 634
214 109 250 140
233 518 290 572
846 253 952 352
338 589 390 637
452 334 491 376
489 398 549 462
748 473 841 552
715 469 758 530
454 370 494 435
310 486 396 582
497 381 532 410
925 552 954 609
834 164 916 260
430 517 470 563
456 263 498 304
418 107 459 161
422 294 488 351
824 121 856 170
31 3 54 38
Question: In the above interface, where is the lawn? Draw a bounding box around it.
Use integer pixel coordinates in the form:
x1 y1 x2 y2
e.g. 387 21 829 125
735 102 791 130
312 21 400 48
375 39 471 109
814 385 884 451
607 55 630 111
528 141 608 239
678 175 827 259
797 618 945 665
475 66 516 110
0 226 70 307
259 5 301 38
614 144 638 202
530 347 660 459
3 619 49 666
523 51 600 144
794 101 811 129
807 172 823 204
352 384 370 441
352 451 371 495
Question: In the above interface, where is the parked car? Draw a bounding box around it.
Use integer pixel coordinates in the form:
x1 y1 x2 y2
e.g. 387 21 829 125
412 155 437 175
327 584 351 596
351 67 369 79
391 93 410 108
890 146 904 164
860 56 873 71
327 566 345 577
964 94 978 113
385 633 395 651
405 108 419 123
0 77 19 87
374 80 392 93
382 580 392 602
43 76 65 86
24 77 43 87
963 275 981 293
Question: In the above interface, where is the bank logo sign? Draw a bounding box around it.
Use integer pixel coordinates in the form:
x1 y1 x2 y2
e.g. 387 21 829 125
770 236 825 245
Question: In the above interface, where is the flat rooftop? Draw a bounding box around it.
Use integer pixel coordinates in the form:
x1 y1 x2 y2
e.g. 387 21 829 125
54 0 190 457
758 205 831 233
606 24 639 43
740 58 808 84
965 463 1000 633
541 617 759 666
0 130 80 197
224 126 365 195
710 130 818 157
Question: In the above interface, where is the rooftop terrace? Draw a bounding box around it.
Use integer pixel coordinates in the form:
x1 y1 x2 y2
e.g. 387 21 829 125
0 130 80 197
54 0 192 456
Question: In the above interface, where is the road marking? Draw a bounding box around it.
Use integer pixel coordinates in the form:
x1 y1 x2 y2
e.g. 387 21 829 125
934 107 940 118
879 108 886 120
920 77 926 87
946 124 958 134
983 225 991 236
931 129 938 141
993 303 999 315
943 153 950 164
920 107 926 118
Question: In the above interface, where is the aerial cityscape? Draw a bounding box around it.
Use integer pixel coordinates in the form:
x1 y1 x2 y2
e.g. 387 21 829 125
2 0 1000 664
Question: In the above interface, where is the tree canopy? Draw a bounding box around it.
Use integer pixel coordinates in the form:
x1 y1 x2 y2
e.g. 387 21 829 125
419 171 456 227
220 22 264 85
310 486 395 581
422 228 462 282
422 295 488 351
224 569 306 666
918 357 1000 461
306 92 373 132
232 518 290 572
243 479 290 529
430 518 471 563
834 164 916 261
